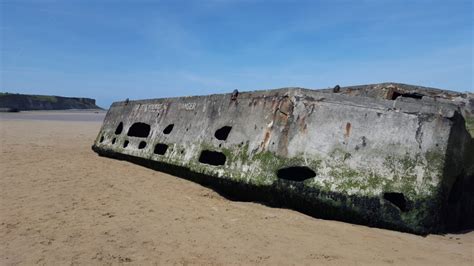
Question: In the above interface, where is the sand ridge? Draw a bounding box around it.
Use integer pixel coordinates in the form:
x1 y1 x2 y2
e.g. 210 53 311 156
0 115 473 265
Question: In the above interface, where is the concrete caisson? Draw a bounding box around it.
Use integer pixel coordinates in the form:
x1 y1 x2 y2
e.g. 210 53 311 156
92 83 474 234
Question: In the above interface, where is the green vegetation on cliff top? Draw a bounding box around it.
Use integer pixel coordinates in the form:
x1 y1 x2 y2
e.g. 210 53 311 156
0 92 101 110
1 92 57 102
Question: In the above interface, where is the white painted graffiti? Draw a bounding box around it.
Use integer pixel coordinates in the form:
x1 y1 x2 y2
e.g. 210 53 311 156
133 103 164 113
182 102 196 111
144 104 163 112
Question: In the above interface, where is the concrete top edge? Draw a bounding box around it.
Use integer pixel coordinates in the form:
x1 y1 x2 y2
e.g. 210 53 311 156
114 87 304 104
112 83 470 104
321 82 470 96
110 83 464 116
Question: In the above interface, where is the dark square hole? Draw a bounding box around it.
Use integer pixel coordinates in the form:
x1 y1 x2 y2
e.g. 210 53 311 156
154 143 169 155
198 150 226 166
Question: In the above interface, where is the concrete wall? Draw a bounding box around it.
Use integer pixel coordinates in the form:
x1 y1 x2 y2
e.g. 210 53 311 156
92 85 473 234
322 82 473 131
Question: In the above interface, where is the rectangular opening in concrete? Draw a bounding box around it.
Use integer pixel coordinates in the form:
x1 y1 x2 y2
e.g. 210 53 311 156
383 192 407 212
115 122 123 135
390 91 423 100
277 166 316 181
138 141 147 149
127 122 151 138
214 126 232 141
199 150 226 166
154 143 168 155
163 124 174 135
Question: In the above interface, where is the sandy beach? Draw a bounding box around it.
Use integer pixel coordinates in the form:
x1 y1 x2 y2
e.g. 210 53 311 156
1 111 473 265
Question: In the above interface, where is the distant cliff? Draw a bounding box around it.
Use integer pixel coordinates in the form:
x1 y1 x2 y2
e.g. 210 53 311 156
0 93 102 111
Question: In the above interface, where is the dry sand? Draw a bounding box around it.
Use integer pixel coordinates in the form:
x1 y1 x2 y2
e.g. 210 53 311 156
1 112 473 265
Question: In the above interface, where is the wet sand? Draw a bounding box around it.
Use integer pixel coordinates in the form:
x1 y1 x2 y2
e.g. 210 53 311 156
1 112 473 265
0 110 106 122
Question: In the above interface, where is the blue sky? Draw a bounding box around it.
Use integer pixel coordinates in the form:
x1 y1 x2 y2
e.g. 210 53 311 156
1 0 472 108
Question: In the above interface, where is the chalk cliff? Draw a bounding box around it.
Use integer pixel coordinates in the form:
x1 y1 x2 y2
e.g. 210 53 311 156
0 93 101 111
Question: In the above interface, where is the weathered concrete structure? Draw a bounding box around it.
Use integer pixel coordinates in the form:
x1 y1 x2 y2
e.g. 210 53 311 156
92 83 474 234
320 82 474 125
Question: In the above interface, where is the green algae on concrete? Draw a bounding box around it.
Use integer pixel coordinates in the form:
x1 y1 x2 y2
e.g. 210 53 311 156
466 117 474 137
92 83 474 234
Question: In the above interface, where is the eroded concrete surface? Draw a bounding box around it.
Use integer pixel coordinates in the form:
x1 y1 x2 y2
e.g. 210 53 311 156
92 83 474 234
